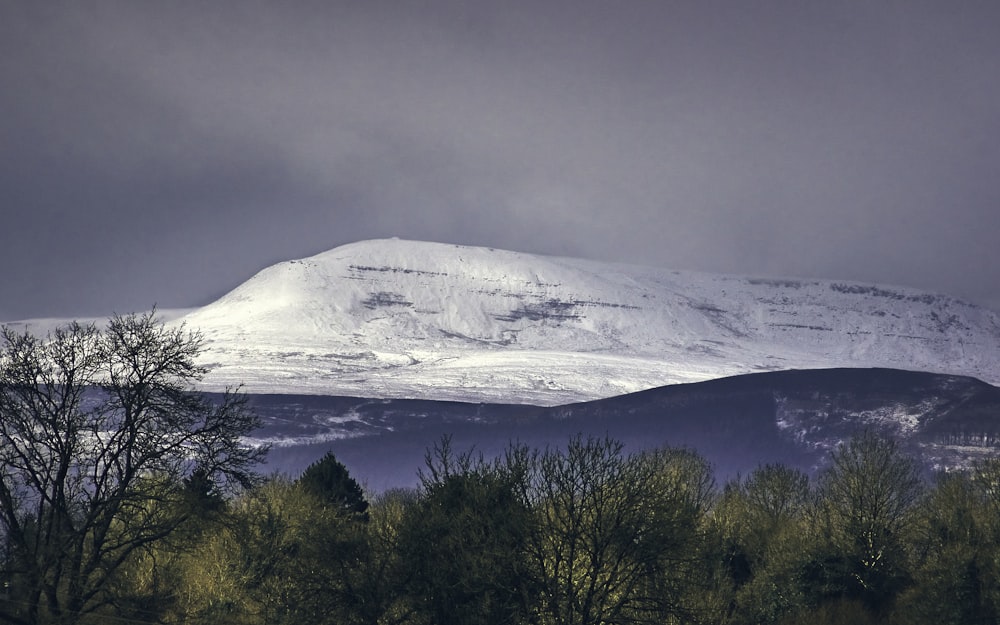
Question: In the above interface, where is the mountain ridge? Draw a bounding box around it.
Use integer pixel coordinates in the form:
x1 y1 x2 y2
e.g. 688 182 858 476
247 367 1000 489
166 239 1000 404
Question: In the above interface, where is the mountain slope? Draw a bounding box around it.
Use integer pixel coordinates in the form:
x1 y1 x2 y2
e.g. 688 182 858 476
175 239 1000 404
246 368 1000 489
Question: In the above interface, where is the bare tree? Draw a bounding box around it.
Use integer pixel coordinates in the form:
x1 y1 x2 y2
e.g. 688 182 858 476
0 312 265 625
521 436 709 625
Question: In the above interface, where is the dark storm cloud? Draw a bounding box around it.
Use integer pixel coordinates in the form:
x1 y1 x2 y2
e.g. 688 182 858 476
2 0 1000 319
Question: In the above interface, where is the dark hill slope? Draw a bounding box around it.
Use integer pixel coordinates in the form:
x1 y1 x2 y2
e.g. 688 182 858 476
239 368 1000 490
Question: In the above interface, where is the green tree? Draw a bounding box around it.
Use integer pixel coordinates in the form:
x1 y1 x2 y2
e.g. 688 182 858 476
168 476 370 625
0 312 265 625
808 431 923 617
896 466 1000 624
743 464 811 528
297 451 369 517
398 438 535 625
349 488 421 625
638 447 719 623
709 464 812 624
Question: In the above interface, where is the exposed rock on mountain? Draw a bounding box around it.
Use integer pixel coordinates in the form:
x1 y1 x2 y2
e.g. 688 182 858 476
176 239 1000 405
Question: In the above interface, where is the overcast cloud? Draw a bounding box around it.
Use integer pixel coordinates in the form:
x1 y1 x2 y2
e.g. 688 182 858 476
2 0 999 320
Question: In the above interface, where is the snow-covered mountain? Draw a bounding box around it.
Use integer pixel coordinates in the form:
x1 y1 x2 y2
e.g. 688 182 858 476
170 239 1000 405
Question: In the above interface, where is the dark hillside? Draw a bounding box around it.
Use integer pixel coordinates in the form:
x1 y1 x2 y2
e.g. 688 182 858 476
231 368 1000 489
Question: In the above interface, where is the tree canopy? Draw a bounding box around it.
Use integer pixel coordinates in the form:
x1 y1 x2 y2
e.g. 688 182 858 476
0 312 266 625
4 321 999 625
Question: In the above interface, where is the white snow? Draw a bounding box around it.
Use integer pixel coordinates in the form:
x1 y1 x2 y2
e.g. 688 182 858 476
158 239 1000 405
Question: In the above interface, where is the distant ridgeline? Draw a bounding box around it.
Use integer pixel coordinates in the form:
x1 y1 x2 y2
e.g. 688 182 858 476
239 367 1000 490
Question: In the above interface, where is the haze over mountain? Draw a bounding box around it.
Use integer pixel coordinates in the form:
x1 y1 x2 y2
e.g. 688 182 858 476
165 239 1000 405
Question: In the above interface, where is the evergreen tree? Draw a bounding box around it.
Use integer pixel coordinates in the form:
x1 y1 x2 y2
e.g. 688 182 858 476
297 451 369 517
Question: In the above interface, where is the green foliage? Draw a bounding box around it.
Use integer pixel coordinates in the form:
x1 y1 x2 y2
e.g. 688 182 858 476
894 466 1000 624
399 438 535 625
182 466 229 520
7 375 1000 625
349 488 421 625
779 598 882 625
709 464 813 624
297 451 369 517
810 431 923 616
163 476 371 625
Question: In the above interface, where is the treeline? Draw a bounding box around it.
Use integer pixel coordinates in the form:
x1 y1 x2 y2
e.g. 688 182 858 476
8 315 998 625
8 431 1000 625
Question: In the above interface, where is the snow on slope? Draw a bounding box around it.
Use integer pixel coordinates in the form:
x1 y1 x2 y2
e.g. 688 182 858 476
172 239 1000 405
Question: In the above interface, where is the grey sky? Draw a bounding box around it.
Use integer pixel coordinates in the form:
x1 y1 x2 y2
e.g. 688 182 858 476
2 0 999 320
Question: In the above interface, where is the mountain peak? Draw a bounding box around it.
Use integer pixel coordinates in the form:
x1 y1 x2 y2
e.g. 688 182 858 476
175 239 1000 404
